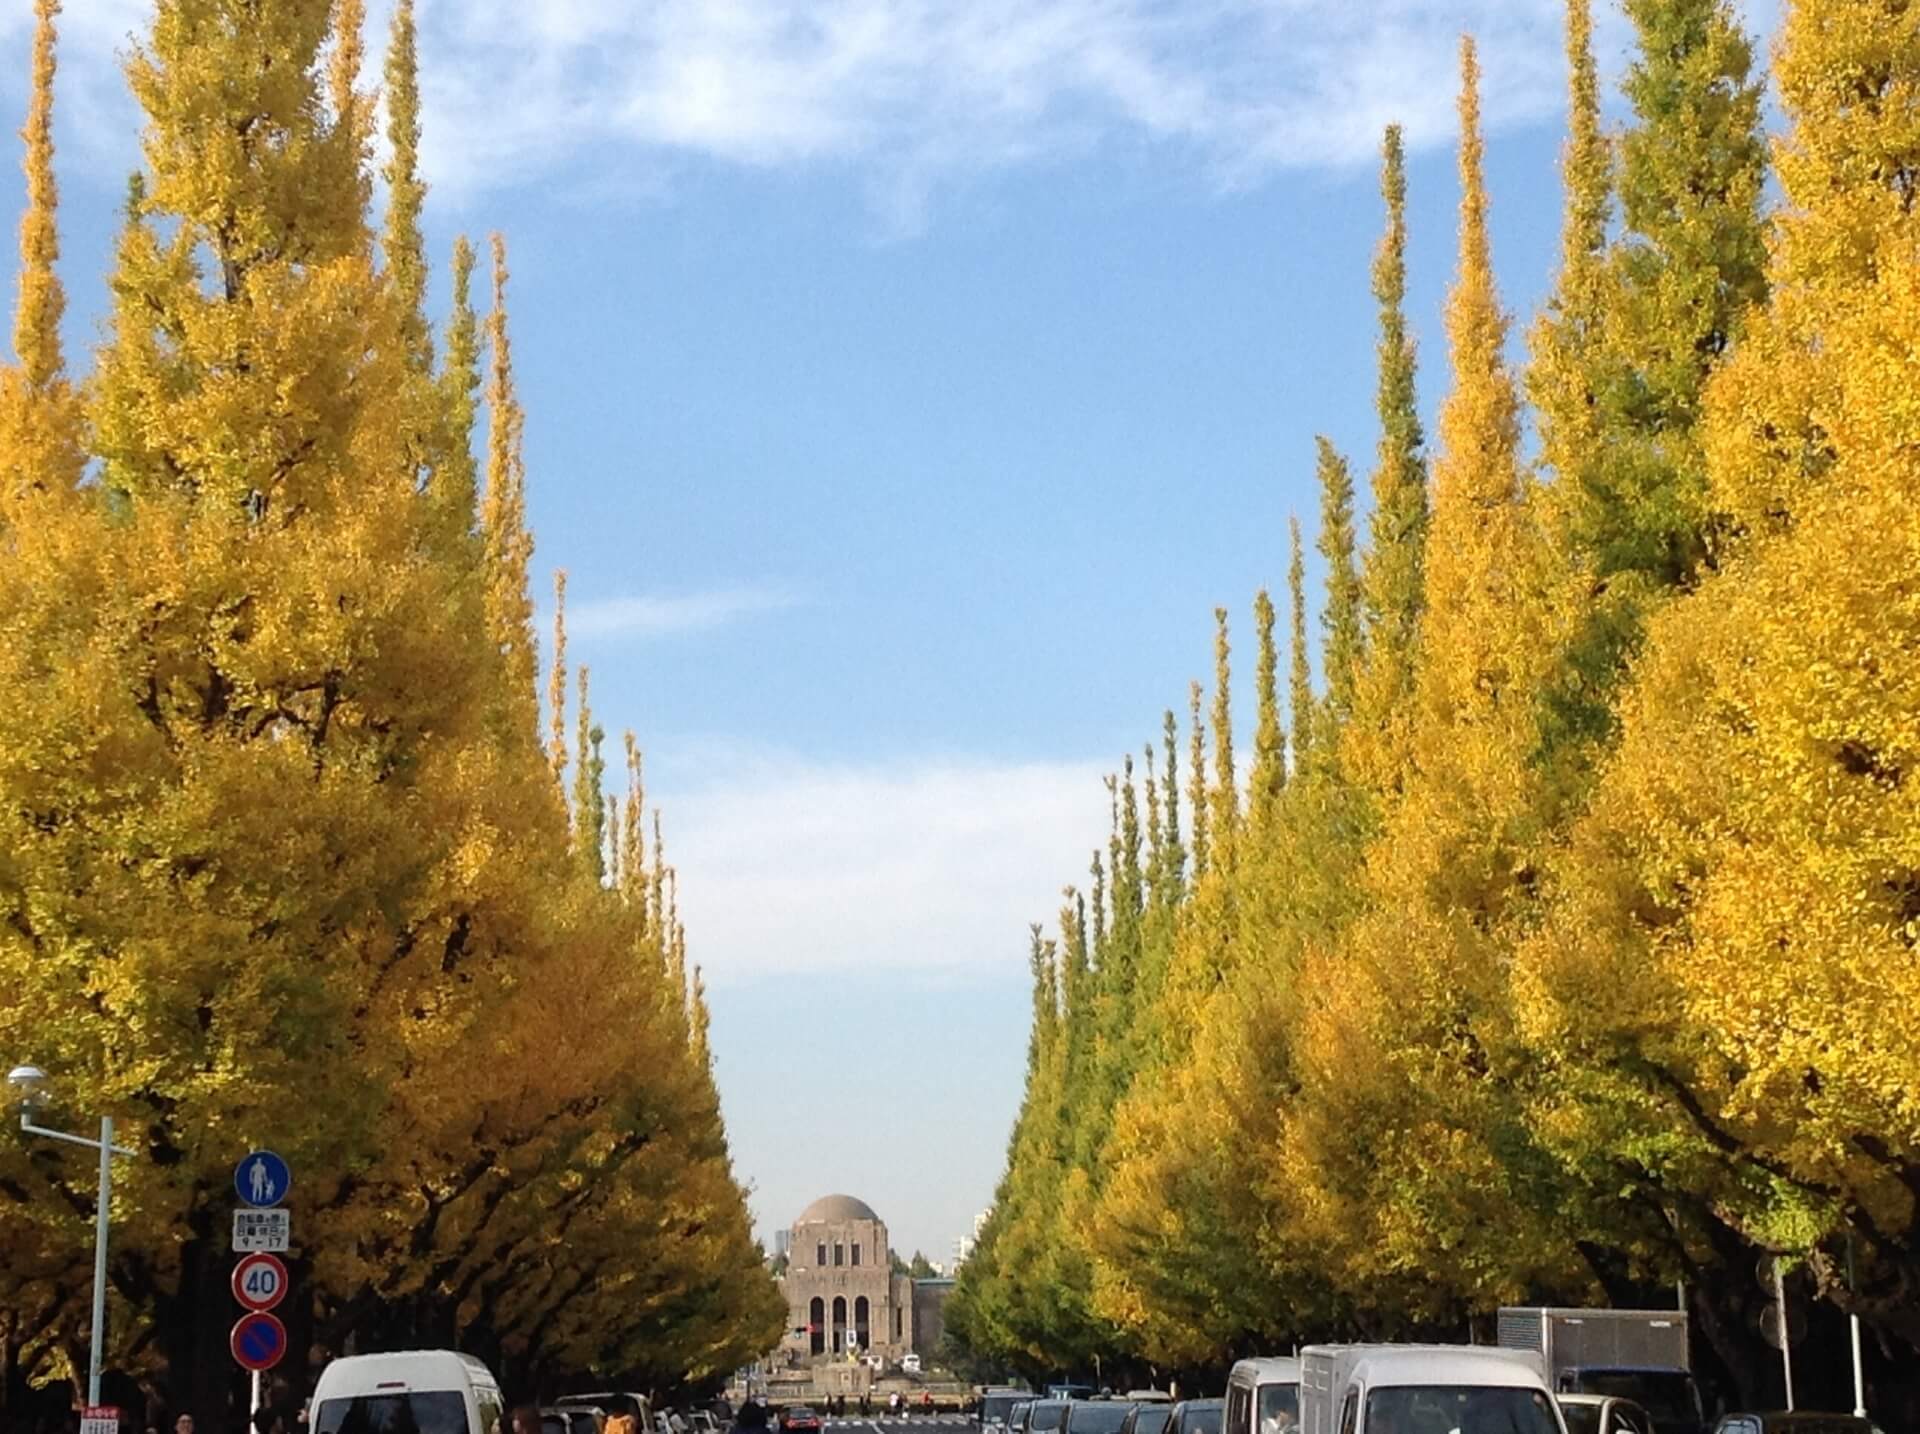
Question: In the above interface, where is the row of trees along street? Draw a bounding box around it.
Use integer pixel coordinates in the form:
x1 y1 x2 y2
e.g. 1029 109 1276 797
948 0 1920 1426
0 0 785 1422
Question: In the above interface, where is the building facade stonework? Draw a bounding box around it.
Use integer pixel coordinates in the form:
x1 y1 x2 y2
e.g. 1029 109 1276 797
778 1194 917 1363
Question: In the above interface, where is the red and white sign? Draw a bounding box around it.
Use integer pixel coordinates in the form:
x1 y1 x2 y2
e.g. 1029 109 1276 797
232 1251 289 1313
80 1407 121 1434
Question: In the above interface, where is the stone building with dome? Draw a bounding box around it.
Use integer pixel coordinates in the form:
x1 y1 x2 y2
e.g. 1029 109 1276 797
778 1194 920 1366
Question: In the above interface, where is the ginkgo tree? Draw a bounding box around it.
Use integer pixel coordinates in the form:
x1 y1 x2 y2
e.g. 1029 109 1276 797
0 0 779 1411
954 0 1920 1405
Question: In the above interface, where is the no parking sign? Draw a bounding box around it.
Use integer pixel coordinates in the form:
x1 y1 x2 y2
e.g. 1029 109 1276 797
231 1312 288 1372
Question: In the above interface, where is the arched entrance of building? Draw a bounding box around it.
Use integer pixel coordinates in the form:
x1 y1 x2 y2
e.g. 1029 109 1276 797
809 1296 826 1357
854 1295 871 1351
832 1295 848 1354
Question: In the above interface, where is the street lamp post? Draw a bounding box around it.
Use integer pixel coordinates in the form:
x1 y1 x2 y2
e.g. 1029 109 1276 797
7 1065 138 1406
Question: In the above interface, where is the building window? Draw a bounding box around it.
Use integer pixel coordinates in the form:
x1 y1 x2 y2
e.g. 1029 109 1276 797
817 1242 827 1266
851 1243 861 1267
834 1242 844 1267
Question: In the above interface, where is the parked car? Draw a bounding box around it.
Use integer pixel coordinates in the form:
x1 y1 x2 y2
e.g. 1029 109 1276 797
1559 1396 1654 1434
1067 1404 1137 1434
543 1409 603 1434
903 1354 924 1374
1166 1404 1224 1434
980 1392 1031 1433
311 1351 506 1434
1028 1403 1073 1434
781 1410 824 1434
1711 1417 1885 1434
1120 1408 1172 1434
555 1394 657 1434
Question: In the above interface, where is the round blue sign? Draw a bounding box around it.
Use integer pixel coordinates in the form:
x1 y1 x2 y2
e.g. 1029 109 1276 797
234 1150 291 1208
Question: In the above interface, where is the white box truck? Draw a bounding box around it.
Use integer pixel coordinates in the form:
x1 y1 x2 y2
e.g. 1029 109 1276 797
1496 1308 1704 1434
1299 1345 1562 1434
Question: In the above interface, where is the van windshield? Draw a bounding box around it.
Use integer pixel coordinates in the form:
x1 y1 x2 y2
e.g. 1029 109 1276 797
1031 1407 1069 1434
1365 1387 1559 1434
1566 1374 1699 1432
316 1394 469 1434
1257 1387 1299 1434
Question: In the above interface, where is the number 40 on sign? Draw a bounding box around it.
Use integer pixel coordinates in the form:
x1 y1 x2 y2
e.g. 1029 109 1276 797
232 1252 288 1313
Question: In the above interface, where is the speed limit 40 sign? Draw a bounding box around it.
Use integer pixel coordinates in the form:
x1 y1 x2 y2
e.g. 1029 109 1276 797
232 1251 289 1313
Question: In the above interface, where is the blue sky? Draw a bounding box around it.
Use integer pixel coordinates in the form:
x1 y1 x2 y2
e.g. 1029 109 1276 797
0 0 1773 1264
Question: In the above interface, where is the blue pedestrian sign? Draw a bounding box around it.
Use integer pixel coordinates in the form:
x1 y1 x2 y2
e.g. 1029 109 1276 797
235 1150 291 1208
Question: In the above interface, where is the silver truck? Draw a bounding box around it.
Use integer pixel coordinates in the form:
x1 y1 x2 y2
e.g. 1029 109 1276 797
1496 1308 1705 1434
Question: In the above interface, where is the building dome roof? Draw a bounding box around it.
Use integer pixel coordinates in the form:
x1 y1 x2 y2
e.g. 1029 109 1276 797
796 1194 882 1225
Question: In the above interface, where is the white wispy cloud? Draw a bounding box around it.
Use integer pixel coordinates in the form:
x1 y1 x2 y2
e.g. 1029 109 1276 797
566 585 799 640
4 0 1722 223
411 0 1589 213
653 749 1114 985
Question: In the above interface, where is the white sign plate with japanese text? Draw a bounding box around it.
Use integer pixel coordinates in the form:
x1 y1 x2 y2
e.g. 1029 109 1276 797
232 1207 291 1253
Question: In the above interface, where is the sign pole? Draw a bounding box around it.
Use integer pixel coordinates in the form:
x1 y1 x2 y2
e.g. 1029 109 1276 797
87 1115 113 1406
251 1369 262 1423
1774 1258 1795 1411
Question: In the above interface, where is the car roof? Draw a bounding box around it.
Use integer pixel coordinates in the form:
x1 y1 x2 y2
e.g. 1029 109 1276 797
1174 1402 1224 1411
1348 1347 1546 1389
315 1351 498 1396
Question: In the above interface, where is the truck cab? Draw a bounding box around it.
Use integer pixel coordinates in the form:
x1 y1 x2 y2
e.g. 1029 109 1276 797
1301 1345 1565 1434
1558 1369 1704 1434
1227 1358 1301 1434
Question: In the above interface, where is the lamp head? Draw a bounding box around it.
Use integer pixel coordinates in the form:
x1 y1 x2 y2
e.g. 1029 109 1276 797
6 1064 49 1112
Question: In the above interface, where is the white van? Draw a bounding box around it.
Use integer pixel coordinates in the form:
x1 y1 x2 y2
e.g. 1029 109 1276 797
311 1351 506 1434
1300 1346 1563 1434
1227 1358 1302 1434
